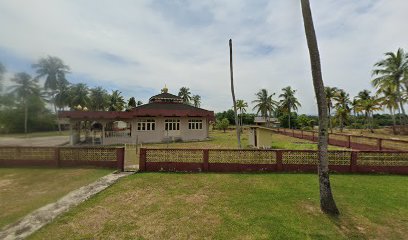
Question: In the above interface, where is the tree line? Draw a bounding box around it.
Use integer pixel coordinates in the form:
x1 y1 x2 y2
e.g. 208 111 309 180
214 48 408 135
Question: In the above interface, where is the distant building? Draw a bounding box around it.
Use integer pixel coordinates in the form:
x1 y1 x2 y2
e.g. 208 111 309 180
60 87 215 145
253 116 280 128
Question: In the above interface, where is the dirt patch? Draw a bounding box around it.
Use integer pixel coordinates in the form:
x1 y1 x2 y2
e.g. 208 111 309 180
0 179 13 188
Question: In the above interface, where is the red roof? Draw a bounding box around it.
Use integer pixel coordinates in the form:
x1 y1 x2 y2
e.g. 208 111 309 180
59 102 215 121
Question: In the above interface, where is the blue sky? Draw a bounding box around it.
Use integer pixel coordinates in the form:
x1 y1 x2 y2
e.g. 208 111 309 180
0 0 407 114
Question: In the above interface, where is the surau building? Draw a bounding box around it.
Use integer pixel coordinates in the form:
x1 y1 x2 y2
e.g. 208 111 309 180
59 87 215 145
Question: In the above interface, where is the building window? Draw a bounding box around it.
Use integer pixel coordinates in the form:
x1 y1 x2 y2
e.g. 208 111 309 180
165 119 180 131
188 119 203 130
137 119 155 131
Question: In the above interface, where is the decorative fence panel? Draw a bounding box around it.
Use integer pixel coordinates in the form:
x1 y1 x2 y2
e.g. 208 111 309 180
0 146 124 170
139 148 408 174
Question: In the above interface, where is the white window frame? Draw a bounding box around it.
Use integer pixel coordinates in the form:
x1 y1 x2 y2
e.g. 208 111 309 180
188 119 203 130
137 119 155 131
165 119 180 131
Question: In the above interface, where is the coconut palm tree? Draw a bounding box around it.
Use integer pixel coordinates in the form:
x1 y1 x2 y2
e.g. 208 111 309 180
69 83 89 109
357 96 382 133
108 90 126 111
32 56 70 132
372 48 408 125
178 87 191 104
252 89 277 127
0 62 5 92
229 39 241 148
236 99 248 126
377 86 399 134
137 100 143 106
279 86 301 129
89 87 109 111
301 0 339 215
192 95 201 107
55 83 71 111
325 87 338 133
9 72 40 133
350 98 359 116
333 89 351 132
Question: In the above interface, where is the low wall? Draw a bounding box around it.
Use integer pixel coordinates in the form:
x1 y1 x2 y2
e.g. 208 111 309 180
0 146 124 170
139 148 408 174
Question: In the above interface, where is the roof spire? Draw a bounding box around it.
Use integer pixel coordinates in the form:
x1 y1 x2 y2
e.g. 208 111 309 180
161 84 168 93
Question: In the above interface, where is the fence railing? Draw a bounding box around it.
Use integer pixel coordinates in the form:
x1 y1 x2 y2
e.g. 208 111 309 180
139 148 408 174
0 146 124 170
273 128 408 151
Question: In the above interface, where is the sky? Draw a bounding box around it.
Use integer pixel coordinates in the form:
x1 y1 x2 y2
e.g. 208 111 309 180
0 0 407 114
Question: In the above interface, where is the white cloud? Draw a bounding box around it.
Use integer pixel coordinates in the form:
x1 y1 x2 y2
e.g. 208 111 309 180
0 0 407 114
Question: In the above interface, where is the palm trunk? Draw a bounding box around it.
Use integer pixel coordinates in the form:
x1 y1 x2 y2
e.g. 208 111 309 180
288 109 291 129
24 101 28 134
390 107 397 135
340 116 343 133
328 107 332 133
229 39 241 149
397 87 407 125
53 97 62 133
301 0 339 216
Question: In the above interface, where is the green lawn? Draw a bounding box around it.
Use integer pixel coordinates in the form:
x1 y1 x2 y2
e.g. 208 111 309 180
270 133 346 150
0 130 70 138
0 168 111 229
31 173 408 239
145 129 345 150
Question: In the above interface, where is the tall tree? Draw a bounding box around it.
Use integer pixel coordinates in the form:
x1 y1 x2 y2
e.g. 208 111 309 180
54 83 71 111
109 90 126 111
178 87 191 104
128 97 137 109
377 86 399 134
0 62 5 93
236 99 248 126
372 48 408 125
301 0 339 215
252 89 277 127
279 86 301 129
192 95 201 107
333 89 351 132
32 56 70 132
9 72 40 133
229 39 241 149
69 83 89 109
325 87 338 133
357 96 382 133
89 87 109 111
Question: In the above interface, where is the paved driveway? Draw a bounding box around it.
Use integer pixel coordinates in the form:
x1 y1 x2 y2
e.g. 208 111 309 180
0 136 69 146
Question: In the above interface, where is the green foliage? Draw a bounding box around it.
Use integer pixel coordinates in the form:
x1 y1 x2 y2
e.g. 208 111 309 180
108 90 126 111
216 118 229 132
89 87 109 111
178 87 191 104
127 97 137 109
192 95 201 107
216 109 235 125
279 113 298 129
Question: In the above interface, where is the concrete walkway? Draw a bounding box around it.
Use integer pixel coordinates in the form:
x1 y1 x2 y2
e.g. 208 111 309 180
0 171 133 240
0 136 69 146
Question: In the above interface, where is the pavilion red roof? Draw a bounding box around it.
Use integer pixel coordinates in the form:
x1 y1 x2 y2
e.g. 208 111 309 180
59 102 215 121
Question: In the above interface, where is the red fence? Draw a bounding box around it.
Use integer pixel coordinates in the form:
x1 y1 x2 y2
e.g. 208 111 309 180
273 128 408 151
139 148 408 174
0 146 124 171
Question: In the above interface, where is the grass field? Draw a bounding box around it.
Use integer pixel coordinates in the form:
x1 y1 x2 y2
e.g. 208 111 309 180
145 130 344 150
30 173 408 239
332 128 408 141
0 168 111 229
0 130 70 138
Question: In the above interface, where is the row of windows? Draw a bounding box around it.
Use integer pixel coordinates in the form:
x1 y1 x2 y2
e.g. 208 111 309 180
137 119 203 131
